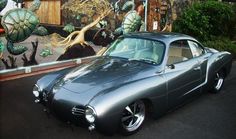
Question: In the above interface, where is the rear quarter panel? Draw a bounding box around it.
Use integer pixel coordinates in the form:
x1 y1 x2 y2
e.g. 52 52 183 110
205 51 232 90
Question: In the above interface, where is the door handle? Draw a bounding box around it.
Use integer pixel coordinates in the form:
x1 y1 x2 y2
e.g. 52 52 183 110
193 66 201 70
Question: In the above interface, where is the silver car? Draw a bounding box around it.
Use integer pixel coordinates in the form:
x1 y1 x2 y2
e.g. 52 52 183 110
33 32 232 135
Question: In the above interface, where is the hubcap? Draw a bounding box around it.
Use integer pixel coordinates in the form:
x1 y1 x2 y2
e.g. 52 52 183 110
214 73 224 90
121 100 145 132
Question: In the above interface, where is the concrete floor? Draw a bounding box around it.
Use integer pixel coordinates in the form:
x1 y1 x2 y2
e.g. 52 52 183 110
0 62 236 139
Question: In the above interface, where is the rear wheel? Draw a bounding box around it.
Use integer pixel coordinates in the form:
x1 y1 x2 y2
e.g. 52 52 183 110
120 100 145 135
211 70 225 93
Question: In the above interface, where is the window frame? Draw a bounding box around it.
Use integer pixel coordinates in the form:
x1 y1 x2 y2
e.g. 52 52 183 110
166 39 206 65
167 39 193 65
103 37 167 66
187 40 206 58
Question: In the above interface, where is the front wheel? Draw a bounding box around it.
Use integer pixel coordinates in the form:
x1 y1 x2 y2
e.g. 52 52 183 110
211 70 225 93
120 100 145 135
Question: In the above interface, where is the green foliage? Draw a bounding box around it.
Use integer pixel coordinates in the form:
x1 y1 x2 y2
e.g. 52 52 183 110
63 23 75 33
173 1 236 41
33 26 48 36
202 37 236 58
40 48 53 58
231 4 236 39
0 0 7 12
0 40 5 52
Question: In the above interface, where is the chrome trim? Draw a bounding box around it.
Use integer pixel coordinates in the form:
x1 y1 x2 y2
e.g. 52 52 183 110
71 106 85 116
121 100 145 132
35 99 40 103
183 53 229 97
88 124 95 131
85 106 97 123
33 84 41 97
34 84 42 92
86 106 97 116
215 73 224 90
182 59 210 97
193 66 201 71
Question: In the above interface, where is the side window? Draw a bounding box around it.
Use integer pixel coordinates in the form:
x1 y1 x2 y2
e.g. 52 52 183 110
167 40 193 65
188 41 204 57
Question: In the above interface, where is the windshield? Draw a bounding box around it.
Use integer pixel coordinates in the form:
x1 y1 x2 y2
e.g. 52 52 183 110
103 37 165 65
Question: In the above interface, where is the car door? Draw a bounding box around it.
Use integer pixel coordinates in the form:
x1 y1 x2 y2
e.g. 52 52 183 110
164 40 202 108
188 40 211 85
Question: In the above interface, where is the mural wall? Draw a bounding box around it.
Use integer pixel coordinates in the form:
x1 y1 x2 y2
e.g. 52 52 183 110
24 0 61 25
61 0 145 31
60 0 197 32
0 0 195 70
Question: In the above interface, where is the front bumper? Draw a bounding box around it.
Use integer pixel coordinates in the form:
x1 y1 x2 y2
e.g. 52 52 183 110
32 85 96 130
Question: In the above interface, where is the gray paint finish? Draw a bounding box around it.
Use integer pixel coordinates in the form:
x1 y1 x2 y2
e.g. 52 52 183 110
33 32 233 134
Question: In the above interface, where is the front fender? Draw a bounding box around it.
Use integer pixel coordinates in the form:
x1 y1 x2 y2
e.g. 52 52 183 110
37 67 73 91
88 74 167 132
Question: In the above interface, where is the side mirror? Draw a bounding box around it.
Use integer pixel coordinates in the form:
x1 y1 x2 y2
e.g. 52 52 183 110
168 64 175 69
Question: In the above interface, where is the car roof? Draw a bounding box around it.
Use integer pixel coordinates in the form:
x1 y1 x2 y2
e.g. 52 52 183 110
122 32 197 43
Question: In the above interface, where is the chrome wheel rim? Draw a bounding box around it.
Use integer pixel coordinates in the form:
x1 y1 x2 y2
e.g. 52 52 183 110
214 73 224 90
121 100 145 132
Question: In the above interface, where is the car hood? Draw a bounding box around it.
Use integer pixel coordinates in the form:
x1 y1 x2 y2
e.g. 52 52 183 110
57 56 158 94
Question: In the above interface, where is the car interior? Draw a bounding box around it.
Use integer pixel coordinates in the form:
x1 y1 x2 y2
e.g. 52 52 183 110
133 45 159 63
167 40 193 65
132 40 165 64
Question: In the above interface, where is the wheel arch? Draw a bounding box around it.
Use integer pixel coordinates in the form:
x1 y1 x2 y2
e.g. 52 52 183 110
141 98 154 115
221 59 232 77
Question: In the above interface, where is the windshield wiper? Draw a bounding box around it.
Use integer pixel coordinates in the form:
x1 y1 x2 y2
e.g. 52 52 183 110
129 58 157 65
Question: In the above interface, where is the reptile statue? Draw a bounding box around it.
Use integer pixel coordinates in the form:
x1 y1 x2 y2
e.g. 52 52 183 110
97 1 144 56
0 0 42 56
114 0 144 35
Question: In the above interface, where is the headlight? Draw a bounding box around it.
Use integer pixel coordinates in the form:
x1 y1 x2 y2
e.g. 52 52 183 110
33 84 41 97
85 106 96 123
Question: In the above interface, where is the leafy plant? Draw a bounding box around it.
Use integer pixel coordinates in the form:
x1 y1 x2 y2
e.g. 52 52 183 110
173 1 235 41
202 37 236 58
63 23 75 33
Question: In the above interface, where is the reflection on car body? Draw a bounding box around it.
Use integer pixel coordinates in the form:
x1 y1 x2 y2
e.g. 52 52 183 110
33 32 232 135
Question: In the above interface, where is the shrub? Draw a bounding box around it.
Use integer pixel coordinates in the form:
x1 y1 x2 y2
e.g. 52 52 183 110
173 1 236 41
202 38 236 58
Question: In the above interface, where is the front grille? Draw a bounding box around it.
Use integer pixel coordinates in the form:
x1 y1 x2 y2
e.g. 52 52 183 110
71 106 85 116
